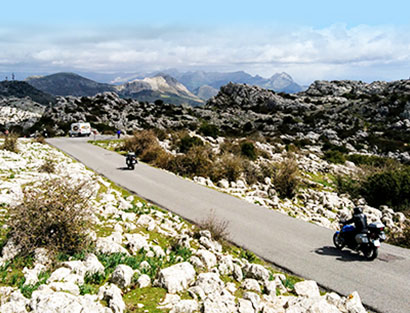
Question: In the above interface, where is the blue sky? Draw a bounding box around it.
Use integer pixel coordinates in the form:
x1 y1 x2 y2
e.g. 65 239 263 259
1 1 410 84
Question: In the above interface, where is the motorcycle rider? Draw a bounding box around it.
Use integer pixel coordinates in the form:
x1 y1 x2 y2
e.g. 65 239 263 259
342 207 368 244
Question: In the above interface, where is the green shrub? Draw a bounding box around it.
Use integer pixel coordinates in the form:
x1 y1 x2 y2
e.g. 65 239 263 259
335 175 362 199
324 150 346 164
240 142 257 160
198 123 219 139
7 178 93 256
1 134 18 153
170 146 213 178
346 154 394 168
361 167 410 211
387 222 410 248
178 135 203 154
273 155 301 199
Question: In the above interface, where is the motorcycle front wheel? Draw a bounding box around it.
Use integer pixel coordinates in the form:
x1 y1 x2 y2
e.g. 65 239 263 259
363 245 378 261
333 233 345 250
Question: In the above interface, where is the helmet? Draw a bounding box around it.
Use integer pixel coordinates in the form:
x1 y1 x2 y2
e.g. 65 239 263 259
354 207 363 215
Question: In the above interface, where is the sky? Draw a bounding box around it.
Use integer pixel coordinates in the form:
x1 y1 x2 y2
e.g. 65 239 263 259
1 0 410 84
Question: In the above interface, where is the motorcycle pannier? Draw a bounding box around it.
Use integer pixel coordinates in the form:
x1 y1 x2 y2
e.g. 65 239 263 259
355 234 369 244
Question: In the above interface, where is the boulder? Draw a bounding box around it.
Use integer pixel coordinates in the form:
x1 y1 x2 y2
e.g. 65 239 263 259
238 298 255 313
196 250 217 269
157 262 196 293
294 280 320 298
170 299 199 313
110 264 134 288
98 283 126 313
137 274 151 288
244 263 270 281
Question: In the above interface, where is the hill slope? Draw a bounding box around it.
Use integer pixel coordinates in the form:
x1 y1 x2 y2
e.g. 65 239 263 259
26 72 116 97
0 80 56 106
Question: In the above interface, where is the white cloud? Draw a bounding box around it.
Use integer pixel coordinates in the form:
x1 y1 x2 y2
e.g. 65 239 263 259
0 24 409 83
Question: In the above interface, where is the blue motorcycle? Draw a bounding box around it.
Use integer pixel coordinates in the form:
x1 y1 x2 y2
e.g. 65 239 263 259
333 222 386 260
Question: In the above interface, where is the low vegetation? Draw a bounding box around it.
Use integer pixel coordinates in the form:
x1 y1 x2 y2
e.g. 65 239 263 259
1 133 19 153
7 178 93 257
199 209 230 241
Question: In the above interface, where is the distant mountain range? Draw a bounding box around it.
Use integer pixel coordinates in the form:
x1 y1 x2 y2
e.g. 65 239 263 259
110 70 304 99
22 70 303 105
26 73 203 106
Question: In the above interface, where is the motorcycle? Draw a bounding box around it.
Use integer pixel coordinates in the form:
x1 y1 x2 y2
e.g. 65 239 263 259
125 152 137 170
333 221 386 260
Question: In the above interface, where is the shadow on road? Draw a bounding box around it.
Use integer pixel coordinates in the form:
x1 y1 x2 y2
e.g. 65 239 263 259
314 246 369 262
117 167 134 171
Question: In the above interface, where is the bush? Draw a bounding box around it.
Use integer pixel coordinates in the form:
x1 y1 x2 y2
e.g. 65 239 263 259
170 146 213 178
33 136 46 144
39 159 56 174
199 209 230 241
243 160 262 185
361 167 410 211
211 153 243 182
7 178 93 256
335 175 362 199
1 134 18 153
273 155 301 199
122 130 158 156
198 123 219 139
178 135 203 154
346 154 394 168
324 150 346 164
240 142 257 161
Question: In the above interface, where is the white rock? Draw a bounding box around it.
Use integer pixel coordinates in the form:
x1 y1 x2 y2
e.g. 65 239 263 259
194 272 224 296
96 237 129 255
125 233 149 254
84 253 105 275
170 299 199 313
196 249 217 269
238 298 255 313
294 280 320 298
218 179 230 189
157 262 196 294
47 267 84 285
30 288 108 313
98 283 126 313
137 274 151 288
47 282 80 295
343 291 366 313
110 264 134 288
244 263 270 281
243 291 261 311
157 294 181 309
0 290 28 313
241 279 260 292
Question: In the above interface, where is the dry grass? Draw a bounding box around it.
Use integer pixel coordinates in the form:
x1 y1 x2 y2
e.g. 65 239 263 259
122 130 159 156
1 134 18 153
7 178 93 256
199 209 230 241
39 159 56 173
211 153 244 182
33 136 46 144
273 154 301 199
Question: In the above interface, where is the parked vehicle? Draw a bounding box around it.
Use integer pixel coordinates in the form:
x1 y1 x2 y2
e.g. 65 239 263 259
69 123 91 137
333 221 386 260
125 152 137 170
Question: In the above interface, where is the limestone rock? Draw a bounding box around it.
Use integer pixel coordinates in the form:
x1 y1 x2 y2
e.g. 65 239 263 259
157 262 196 293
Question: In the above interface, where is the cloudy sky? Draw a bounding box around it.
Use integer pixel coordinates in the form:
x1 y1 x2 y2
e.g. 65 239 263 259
1 0 410 84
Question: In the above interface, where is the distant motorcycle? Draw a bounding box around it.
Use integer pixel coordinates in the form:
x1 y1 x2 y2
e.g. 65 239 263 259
125 152 137 170
333 221 386 260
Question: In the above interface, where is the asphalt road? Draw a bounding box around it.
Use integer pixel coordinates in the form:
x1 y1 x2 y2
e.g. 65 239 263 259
48 136 410 313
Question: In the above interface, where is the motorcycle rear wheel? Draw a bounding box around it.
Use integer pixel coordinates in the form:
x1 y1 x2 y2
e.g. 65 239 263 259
333 233 345 250
128 163 135 170
363 246 378 261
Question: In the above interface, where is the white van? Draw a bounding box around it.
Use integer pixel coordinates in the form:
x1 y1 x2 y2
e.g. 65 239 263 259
69 122 92 137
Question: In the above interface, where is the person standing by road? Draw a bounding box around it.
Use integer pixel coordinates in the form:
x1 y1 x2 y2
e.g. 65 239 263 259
117 130 121 139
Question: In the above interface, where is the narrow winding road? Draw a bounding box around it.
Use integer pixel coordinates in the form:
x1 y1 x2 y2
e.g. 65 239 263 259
48 137 410 313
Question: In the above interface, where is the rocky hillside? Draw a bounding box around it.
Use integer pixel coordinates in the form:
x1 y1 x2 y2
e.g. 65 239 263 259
0 139 369 313
116 74 203 106
26 73 116 97
0 81 56 106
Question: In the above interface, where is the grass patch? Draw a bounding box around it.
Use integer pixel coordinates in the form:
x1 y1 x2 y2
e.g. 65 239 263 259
123 287 167 313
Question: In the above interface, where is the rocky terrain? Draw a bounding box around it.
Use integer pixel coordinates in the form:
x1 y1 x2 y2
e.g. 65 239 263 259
0 139 369 313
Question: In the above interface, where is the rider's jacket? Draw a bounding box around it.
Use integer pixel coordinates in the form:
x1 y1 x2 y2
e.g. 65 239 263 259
345 213 368 233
